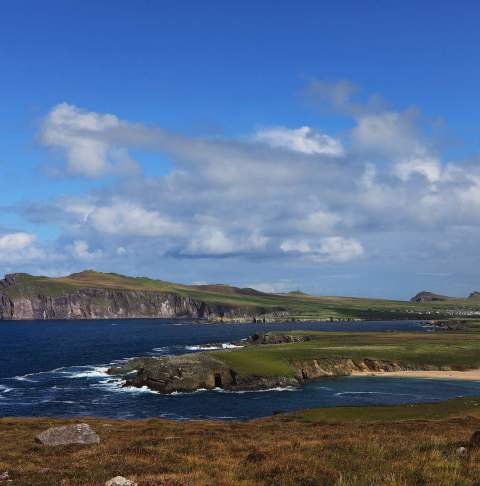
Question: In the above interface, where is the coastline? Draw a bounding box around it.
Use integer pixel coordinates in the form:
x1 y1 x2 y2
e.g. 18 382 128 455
355 369 480 381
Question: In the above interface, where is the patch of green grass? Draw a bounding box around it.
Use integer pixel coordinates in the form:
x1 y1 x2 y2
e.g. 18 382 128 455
295 396 480 423
211 331 480 375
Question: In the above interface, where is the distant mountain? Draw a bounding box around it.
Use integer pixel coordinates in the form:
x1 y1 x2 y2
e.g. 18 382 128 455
410 291 452 303
469 291 480 300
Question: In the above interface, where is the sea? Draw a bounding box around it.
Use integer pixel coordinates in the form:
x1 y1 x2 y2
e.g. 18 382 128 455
1 319 480 420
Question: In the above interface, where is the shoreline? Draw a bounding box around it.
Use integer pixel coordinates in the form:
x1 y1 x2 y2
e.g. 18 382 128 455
354 369 480 381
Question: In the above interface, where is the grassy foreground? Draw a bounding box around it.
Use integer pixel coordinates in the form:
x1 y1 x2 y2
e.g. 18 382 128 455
2 398 480 485
211 330 480 376
4 270 480 320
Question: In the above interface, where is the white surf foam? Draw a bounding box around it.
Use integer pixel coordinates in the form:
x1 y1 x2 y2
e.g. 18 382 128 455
335 391 416 397
66 366 110 379
216 386 299 394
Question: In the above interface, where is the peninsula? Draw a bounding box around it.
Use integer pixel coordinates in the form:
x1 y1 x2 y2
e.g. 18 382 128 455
109 327 480 393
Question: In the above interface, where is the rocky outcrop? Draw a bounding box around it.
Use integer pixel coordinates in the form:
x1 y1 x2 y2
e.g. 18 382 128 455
247 332 313 345
410 291 452 303
0 274 287 321
35 424 100 446
108 350 425 394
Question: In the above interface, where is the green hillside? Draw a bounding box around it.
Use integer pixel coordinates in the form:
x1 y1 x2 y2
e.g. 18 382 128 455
2 270 480 321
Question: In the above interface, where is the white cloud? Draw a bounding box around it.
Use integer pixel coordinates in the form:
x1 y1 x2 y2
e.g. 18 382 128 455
394 153 442 183
183 229 268 256
68 240 102 260
87 202 184 237
40 103 138 177
255 126 344 156
0 232 45 262
26 89 480 280
247 281 296 293
281 237 364 263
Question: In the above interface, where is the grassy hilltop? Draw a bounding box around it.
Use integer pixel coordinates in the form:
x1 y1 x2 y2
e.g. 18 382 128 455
3 270 480 321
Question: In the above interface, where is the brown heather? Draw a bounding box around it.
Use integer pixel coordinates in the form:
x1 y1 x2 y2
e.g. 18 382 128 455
1 410 480 486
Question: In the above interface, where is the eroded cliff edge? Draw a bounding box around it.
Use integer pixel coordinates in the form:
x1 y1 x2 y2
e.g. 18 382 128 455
0 273 287 321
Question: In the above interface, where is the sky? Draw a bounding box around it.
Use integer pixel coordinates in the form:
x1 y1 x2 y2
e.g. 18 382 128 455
1 0 480 299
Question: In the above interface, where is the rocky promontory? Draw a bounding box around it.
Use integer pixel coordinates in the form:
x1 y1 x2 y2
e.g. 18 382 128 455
107 332 420 393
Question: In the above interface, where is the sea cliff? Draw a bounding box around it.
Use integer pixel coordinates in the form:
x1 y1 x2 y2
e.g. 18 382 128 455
0 273 285 321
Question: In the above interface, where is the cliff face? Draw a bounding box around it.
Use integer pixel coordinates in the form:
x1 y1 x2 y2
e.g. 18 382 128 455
0 274 284 321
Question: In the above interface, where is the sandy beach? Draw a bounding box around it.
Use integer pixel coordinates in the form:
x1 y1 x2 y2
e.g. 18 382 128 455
357 369 480 381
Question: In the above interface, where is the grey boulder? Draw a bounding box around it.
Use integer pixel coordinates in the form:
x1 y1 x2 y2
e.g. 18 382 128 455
105 477 138 486
35 423 100 446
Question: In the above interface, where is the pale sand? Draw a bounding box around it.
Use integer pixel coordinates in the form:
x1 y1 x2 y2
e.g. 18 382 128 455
354 369 480 381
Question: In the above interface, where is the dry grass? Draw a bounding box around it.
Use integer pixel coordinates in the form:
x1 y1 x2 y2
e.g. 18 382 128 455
2 411 480 486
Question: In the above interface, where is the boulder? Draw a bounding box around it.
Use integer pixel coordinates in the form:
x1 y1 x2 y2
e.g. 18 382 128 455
105 477 137 486
35 423 100 446
469 430 480 448
455 446 468 457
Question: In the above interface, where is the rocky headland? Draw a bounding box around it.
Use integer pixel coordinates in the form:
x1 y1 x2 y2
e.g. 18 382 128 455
0 273 288 322
107 332 431 393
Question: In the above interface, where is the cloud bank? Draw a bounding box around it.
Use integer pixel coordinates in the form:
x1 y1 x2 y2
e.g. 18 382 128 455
10 80 480 295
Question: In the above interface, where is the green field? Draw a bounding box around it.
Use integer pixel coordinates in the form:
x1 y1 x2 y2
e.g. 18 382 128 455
295 396 480 423
3 270 480 321
211 329 480 376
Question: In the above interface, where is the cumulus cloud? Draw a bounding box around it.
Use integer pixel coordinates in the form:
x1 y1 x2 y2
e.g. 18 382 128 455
19 84 480 287
67 240 103 260
255 126 344 156
0 232 45 262
280 237 364 263
86 201 184 237
40 103 139 177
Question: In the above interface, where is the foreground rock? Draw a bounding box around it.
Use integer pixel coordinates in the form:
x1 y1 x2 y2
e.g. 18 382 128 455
105 476 137 486
35 423 100 446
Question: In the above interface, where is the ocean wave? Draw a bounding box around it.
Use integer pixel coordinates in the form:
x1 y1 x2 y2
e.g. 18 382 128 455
185 342 244 351
335 391 417 397
215 386 299 394
65 366 110 379
185 345 222 351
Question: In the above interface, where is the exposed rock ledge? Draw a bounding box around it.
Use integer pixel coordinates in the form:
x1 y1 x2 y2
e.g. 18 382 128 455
107 349 434 394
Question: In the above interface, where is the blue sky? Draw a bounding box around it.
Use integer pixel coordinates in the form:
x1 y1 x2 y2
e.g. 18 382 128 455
1 0 480 299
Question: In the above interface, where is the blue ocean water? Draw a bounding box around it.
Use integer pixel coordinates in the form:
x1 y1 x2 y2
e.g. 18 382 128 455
1 319 479 420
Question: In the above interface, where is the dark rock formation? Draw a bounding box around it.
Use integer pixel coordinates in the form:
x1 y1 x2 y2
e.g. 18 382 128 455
35 423 100 446
247 332 313 345
468 291 480 300
410 291 452 303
